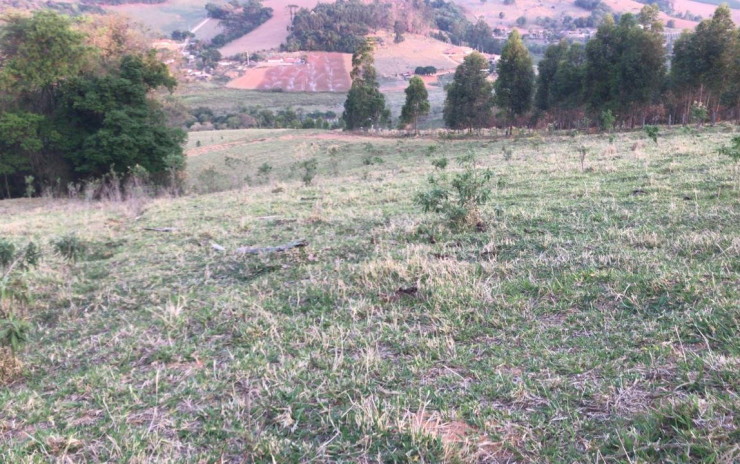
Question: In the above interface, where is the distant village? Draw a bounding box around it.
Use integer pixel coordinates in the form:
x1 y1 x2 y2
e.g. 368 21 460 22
151 23 603 86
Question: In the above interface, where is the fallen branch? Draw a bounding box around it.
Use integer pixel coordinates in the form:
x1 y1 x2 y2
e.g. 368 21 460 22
143 227 177 232
237 239 308 255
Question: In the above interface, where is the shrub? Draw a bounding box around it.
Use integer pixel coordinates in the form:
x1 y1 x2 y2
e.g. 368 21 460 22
599 109 615 132
362 155 384 166
0 240 41 369
52 234 86 263
718 136 740 191
1 241 40 276
645 125 659 144
298 158 318 186
718 135 740 163
431 157 448 170
0 315 30 355
415 153 494 229
690 101 707 126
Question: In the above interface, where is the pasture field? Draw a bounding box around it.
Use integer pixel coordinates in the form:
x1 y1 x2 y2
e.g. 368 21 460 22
175 77 450 129
175 82 348 113
1 127 740 462
105 0 207 34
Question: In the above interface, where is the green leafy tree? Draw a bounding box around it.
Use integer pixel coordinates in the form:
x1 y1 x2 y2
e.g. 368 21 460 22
494 30 535 131
0 11 89 113
0 112 43 198
535 40 568 111
342 40 390 130
585 12 666 126
670 5 737 123
399 76 430 133
443 52 495 131
54 52 185 179
0 11 185 195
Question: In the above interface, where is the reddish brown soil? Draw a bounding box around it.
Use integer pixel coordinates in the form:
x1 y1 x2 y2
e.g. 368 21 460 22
226 52 352 92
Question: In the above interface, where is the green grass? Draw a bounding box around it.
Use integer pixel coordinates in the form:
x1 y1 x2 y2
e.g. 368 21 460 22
175 79 448 129
1 126 740 462
103 0 208 34
176 83 348 114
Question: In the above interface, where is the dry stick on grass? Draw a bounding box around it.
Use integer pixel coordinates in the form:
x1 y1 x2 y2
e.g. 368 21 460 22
236 240 308 255
143 227 178 232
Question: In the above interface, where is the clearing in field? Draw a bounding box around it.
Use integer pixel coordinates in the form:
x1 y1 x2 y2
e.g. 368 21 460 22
105 0 207 34
218 0 322 55
372 32 473 77
226 52 352 92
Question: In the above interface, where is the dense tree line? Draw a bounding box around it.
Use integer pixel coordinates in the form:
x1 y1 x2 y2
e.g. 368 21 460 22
188 106 339 131
282 0 392 53
536 5 740 129
205 0 273 47
0 11 185 198
280 0 504 54
427 1 504 53
438 4 740 132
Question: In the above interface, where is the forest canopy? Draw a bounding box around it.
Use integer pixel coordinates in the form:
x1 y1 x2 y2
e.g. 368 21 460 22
0 11 185 198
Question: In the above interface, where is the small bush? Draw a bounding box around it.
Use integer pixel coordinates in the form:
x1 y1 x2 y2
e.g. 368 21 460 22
600 109 615 132
298 158 318 186
258 162 273 177
415 153 494 229
0 241 15 269
362 155 384 166
718 135 740 164
52 234 86 263
431 157 448 170
0 241 40 275
0 315 30 355
645 125 659 144
502 146 512 161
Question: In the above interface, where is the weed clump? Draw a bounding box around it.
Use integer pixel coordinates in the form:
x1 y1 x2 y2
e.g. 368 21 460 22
52 234 86 263
718 135 740 191
415 153 494 229
297 158 318 186
645 125 659 144
0 240 41 383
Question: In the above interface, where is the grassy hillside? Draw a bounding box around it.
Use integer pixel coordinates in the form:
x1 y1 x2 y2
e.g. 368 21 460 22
1 127 740 462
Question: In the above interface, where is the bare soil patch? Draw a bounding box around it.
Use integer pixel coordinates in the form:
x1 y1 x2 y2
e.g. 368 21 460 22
226 52 352 92
218 0 322 55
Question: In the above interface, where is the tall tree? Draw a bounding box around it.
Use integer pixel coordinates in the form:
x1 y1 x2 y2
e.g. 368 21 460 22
443 51 495 131
399 76 430 133
54 52 185 179
613 11 666 122
585 12 666 126
535 40 568 111
494 29 534 130
584 14 618 113
0 11 89 113
0 11 185 196
670 5 737 123
0 112 43 198
342 39 390 130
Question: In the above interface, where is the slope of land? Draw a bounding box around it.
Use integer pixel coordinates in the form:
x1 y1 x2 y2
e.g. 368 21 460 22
218 0 321 55
1 127 739 461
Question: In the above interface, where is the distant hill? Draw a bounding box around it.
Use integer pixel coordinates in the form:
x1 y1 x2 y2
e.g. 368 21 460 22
3 0 740 44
